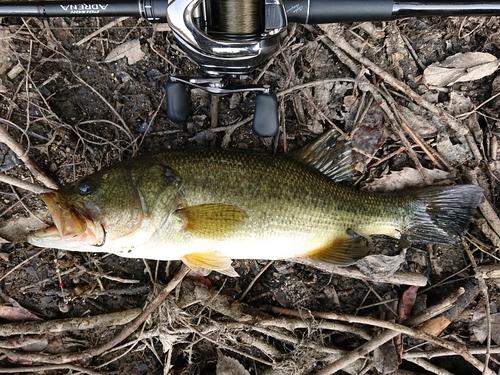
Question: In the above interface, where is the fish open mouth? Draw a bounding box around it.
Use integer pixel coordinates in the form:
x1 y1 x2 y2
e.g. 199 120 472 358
27 192 106 249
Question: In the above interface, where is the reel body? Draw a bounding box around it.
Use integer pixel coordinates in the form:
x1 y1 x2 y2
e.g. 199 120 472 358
167 0 287 76
166 0 288 136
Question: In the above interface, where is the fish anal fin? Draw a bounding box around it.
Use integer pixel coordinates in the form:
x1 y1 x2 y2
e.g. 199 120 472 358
176 204 246 239
306 229 373 265
181 251 239 277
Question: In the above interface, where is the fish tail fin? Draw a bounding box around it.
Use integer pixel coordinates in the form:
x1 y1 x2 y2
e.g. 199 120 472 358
405 185 482 244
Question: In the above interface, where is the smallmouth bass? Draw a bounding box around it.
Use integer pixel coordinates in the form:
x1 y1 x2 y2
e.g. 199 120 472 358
27 131 483 276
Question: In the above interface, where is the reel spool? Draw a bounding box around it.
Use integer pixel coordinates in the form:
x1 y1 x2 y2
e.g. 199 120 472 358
166 0 286 136
215 0 263 35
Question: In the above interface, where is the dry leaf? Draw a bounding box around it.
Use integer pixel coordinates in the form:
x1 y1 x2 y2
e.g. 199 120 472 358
398 105 437 138
471 312 500 344
363 167 455 192
423 52 500 87
216 350 250 375
435 134 471 164
0 210 48 243
0 27 13 76
104 39 145 65
351 103 387 172
398 286 419 323
356 253 405 279
0 305 42 322
373 340 399 374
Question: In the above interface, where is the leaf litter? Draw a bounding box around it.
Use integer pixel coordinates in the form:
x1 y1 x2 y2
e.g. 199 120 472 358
0 12 499 375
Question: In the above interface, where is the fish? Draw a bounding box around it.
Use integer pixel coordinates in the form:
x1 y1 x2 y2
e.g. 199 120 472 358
27 130 483 276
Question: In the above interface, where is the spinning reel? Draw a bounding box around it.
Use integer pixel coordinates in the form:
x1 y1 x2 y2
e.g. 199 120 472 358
2 0 500 136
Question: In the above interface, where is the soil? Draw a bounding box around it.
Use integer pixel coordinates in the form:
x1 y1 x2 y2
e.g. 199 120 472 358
0 7 499 375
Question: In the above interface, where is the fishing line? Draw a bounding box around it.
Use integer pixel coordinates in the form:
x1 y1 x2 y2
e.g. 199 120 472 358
217 0 262 35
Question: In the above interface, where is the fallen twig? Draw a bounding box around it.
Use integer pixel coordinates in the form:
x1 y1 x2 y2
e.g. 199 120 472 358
0 266 189 364
293 258 428 286
265 303 495 375
404 346 500 359
405 357 455 375
0 363 107 375
0 120 58 190
0 309 141 337
0 173 52 194
75 16 130 47
314 287 465 374
463 240 492 375
0 248 46 283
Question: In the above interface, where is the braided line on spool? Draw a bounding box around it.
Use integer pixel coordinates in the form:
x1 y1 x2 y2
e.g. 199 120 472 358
218 0 262 35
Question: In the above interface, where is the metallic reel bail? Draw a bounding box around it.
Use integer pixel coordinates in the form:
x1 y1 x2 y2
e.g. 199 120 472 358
166 0 287 136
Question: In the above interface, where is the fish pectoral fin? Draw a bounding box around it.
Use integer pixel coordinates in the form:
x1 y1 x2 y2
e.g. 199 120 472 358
181 251 239 277
306 229 373 265
176 204 247 239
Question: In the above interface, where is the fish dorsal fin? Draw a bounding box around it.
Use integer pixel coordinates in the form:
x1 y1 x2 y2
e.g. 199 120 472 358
305 228 373 265
290 129 355 182
176 204 247 239
181 251 239 277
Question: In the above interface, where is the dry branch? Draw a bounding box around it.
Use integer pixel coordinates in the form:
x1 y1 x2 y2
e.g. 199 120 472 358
293 258 428 286
0 122 58 190
0 173 52 194
315 287 465 374
0 266 189 364
265 302 495 375
0 364 107 375
0 309 141 336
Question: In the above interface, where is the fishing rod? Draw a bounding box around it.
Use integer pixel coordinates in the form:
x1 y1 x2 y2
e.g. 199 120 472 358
1 0 500 136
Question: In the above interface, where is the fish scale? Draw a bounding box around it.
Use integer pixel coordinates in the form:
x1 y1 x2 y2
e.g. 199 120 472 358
27 130 483 276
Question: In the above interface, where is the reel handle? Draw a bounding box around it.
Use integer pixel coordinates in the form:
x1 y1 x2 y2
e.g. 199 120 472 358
253 92 279 137
165 81 190 124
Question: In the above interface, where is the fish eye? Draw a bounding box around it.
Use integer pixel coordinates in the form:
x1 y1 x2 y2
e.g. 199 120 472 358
77 180 94 195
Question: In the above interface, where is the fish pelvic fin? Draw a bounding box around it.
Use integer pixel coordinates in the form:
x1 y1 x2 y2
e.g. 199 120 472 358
305 229 373 265
289 129 355 182
181 251 239 277
176 204 247 239
405 185 483 244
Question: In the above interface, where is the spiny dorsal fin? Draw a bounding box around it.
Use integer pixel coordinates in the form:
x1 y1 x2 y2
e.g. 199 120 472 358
176 204 247 239
305 228 373 265
181 251 239 277
289 129 355 182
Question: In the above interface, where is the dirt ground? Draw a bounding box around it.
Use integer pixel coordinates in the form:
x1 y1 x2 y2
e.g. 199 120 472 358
0 6 500 375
